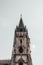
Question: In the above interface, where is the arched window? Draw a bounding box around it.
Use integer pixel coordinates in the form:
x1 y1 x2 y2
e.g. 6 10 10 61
19 46 23 53
20 39 22 43
4 64 8 65
19 62 23 65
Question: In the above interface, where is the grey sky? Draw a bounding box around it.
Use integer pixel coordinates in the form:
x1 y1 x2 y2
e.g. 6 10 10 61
0 0 43 65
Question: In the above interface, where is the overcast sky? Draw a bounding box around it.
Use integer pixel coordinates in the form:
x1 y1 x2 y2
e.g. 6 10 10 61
0 0 43 65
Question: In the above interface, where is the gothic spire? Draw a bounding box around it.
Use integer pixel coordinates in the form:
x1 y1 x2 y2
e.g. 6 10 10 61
19 15 24 27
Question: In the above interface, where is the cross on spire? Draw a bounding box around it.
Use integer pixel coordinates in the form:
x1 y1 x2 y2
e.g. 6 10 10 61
20 14 22 19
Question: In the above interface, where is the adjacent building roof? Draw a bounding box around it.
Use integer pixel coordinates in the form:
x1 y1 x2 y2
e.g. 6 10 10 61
0 60 10 65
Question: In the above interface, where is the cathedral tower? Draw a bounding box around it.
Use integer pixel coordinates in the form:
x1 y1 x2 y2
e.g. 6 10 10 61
11 17 32 65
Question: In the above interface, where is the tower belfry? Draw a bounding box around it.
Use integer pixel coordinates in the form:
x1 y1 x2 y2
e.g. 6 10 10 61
11 17 32 65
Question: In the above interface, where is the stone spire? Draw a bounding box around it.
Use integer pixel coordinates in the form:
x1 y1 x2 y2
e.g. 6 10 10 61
19 15 24 27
